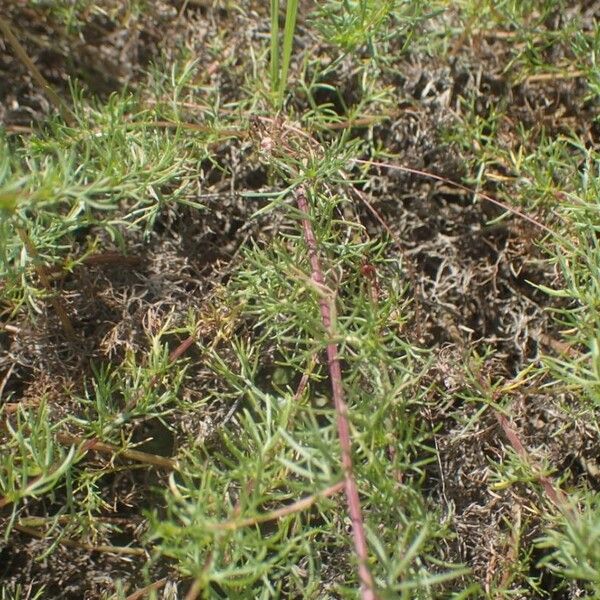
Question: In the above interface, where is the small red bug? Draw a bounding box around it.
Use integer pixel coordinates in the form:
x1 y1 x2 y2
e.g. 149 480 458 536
360 262 380 303
360 262 377 280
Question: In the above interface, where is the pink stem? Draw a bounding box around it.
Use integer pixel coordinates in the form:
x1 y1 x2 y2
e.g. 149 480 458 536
295 186 378 600
494 410 573 517
353 158 554 236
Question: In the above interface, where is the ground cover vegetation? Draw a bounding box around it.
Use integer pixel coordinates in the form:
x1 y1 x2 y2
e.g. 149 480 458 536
1 0 600 598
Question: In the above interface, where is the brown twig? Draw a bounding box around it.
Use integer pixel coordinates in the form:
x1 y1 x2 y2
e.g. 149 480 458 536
183 551 214 600
184 578 203 600
19 514 141 528
125 577 168 600
168 333 197 363
496 503 522 594
294 186 378 600
56 432 178 471
82 252 143 268
3 124 33 135
2 399 40 415
126 119 245 138
316 114 392 131
209 481 344 532
292 356 315 402
0 323 22 335
538 332 580 358
0 16 76 127
0 362 16 399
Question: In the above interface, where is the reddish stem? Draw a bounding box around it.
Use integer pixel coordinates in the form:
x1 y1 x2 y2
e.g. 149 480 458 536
168 333 197 363
125 578 168 600
354 158 554 236
494 410 572 516
295 186 378 600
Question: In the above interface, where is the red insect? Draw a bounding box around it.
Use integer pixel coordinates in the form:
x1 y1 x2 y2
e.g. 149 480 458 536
360 262 380 303
360 262 377 280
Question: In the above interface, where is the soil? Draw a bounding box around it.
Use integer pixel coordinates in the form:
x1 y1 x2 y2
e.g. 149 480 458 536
1 1 599 598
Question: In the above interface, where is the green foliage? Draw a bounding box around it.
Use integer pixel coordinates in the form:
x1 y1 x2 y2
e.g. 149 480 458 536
270 0 300 108
0 584 46 600
148 220 465 595
311 0 446 59
0 402 79 536
26 0 148 34
0 87 218 316
3 0 600 597
312 0 400 53
537 497 600 596
440 5 600 592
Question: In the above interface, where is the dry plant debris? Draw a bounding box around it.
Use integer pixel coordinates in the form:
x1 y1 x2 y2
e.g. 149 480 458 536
2 1 600 598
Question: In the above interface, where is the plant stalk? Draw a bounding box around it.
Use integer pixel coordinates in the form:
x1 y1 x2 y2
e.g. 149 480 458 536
295 185 378 600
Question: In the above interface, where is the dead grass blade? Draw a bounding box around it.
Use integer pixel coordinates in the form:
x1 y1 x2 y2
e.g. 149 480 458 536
56 432 178 471
124 577 168 600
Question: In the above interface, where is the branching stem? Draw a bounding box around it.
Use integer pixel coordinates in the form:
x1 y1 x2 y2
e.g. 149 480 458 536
295 185 378 600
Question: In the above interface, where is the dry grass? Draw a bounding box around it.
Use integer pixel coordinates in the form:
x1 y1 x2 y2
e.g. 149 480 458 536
2 1 600 598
